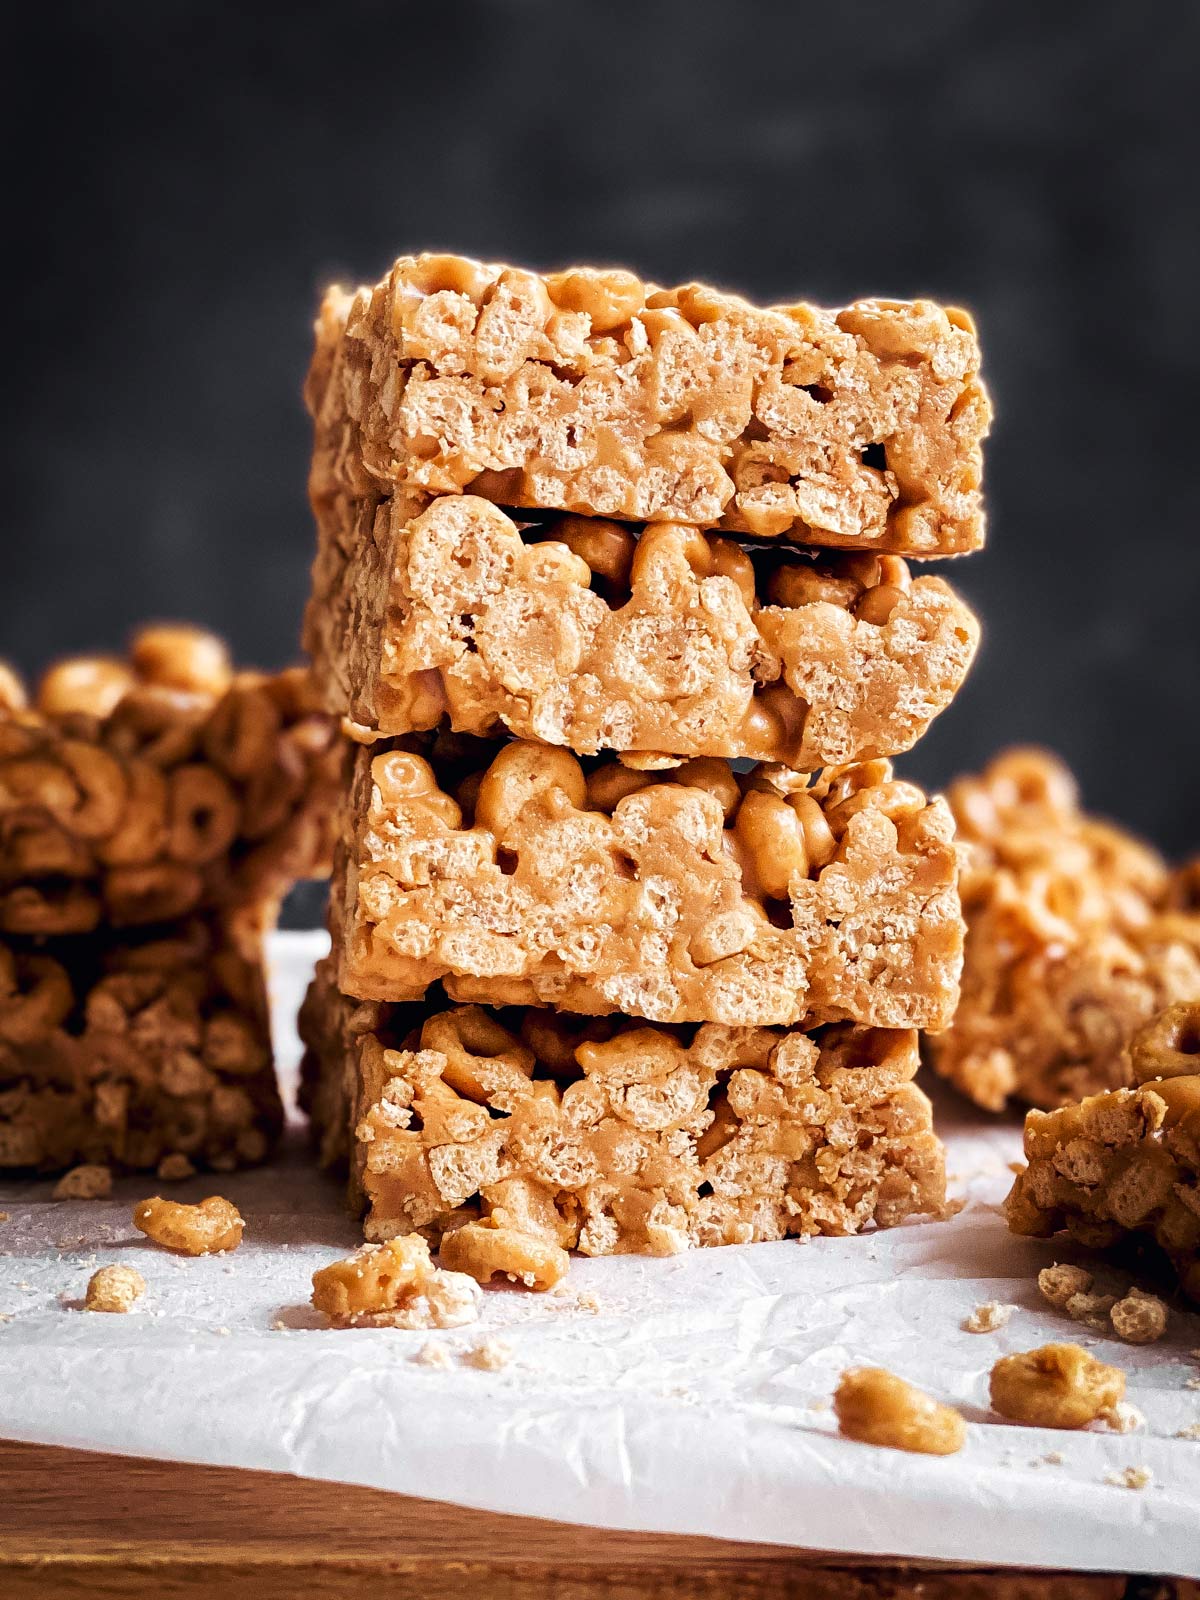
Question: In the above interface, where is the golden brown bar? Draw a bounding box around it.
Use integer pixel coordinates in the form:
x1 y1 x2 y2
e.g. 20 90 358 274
306 494 979 766
299 953 946 1255
306 255 988 561
927 748 1200 1110
0 915 281 1174
0 628 344 935
336 737 963 1029
1006 1002 1200 1303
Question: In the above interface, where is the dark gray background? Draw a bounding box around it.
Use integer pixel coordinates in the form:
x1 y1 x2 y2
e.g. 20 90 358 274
3 1 1197 859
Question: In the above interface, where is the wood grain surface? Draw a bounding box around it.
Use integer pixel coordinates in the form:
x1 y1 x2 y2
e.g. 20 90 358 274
2 1439 1195 1600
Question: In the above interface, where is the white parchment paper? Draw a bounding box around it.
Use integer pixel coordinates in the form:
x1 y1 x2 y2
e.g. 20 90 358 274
1 931 1197 1574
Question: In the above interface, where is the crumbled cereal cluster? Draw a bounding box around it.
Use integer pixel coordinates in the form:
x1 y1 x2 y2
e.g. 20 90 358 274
312 494 978 769
1008 1001 1200 1304
340 738 963 1029
311 1233 481 1329
1037 1264 1169 1344
300 956 946 1258
929 748 1200 1109
306 254 988 568
0 627 343 937
0 919 281 1174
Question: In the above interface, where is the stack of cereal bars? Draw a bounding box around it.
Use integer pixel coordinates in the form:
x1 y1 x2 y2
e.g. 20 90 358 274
0 628 343 1176
298 253 992 1278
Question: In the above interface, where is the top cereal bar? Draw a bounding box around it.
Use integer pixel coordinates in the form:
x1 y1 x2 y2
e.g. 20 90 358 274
306 253 989 558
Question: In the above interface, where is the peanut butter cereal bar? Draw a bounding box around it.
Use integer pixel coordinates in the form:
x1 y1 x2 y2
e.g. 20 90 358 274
337 737 963 1029
299 954 946 1256
0 627 343 935
307 494 979 766
1006 1001 1200 1304
306 254 988 561
928 749 1200 1109
0 916 281 1173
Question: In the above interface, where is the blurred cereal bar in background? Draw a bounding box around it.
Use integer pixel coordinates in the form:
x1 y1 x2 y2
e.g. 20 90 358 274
928 748 1200 1110
0 626 344 935
0 914 281 1174
0 627 345 1175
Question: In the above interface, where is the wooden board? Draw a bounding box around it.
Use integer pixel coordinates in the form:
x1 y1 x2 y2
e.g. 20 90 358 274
2 1439 1194 1600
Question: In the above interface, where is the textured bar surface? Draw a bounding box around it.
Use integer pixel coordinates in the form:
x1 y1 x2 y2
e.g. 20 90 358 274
299 953 946 1256
0 915 281 1173
306 253 989 564
1006 1002 1200 1303
337 738 963 1029
307 493 979 765
0 631 344 935
928 749 1200 1110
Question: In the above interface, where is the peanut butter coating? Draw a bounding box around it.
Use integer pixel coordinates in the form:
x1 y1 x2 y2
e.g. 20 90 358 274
305 494 978 766
298 954 946 1257
306 254 988 558
337 740 963 1030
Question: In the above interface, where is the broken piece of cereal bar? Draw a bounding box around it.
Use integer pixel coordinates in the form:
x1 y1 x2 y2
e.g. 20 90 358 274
1006 1001 1200 1304
306 494 978 767
299 953 947 1256
306 254 988 558
337 738 964 1030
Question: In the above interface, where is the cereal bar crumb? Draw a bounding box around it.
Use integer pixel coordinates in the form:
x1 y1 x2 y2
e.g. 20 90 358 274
1104 1466 1152 1491
133 1195 243 1256
53 1165 113 1202
462 1338 512 1371
834 1367 965 1455
84 1264 145 1313
1041 1450 1064 1465
413 1341 452 1369
575 1289 601 1315
990 1344 1125 1430
1185 1377 1200 1391
1104 1401 1145 1434
0 1212 9 1223
157 1153 197 1182
1110 1289 1168 1345
964 1301 1015 1334
1038 1264 1093 1309
311 1235 480 1330
1176 1422 1200 1440
271 1318 288 1331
